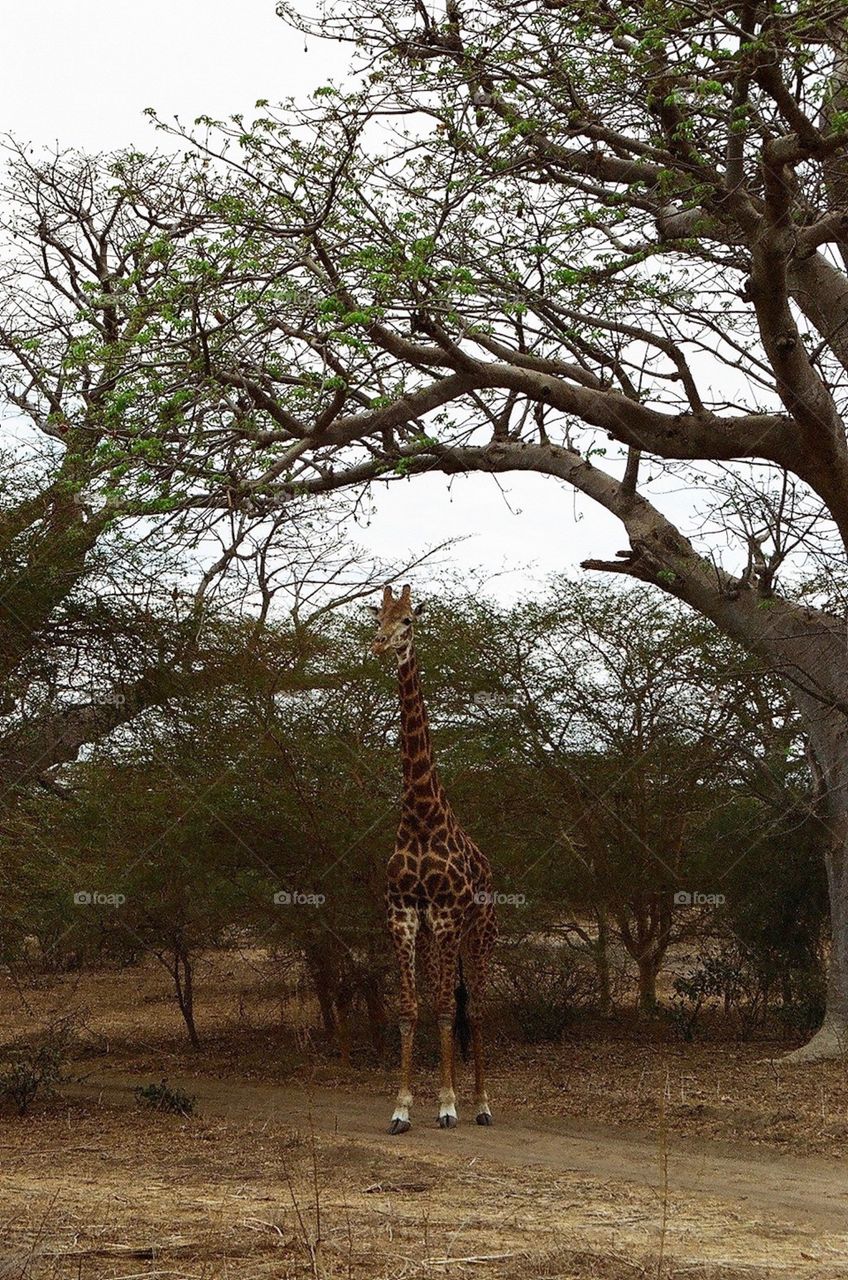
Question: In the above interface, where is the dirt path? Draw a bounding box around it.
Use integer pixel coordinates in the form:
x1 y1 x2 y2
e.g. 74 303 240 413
70 1071 848 1234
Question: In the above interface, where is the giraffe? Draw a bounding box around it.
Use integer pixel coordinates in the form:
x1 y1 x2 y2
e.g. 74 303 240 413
370 583 497 1134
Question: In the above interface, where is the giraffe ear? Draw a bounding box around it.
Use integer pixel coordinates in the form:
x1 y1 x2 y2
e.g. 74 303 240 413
367 604 381 615
413 602 426 616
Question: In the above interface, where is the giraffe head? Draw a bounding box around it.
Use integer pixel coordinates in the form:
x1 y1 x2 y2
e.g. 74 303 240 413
370 584 425 657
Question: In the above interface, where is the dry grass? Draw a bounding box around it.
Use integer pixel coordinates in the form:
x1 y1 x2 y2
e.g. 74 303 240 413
6 949 845 1157
0 1100 818 1280
1 951 847 1278
494 1038 848 1158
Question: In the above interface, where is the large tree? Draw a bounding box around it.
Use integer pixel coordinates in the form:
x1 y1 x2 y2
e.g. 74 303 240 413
428 580 819 1014
0 139 428 798
0 146 306 795
147 0 848 1060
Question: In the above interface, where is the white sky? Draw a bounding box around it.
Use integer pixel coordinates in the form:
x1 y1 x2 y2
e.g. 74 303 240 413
0 0 698 599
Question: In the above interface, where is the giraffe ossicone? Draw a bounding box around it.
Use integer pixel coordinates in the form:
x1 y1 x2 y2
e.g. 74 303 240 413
372 583 498 1134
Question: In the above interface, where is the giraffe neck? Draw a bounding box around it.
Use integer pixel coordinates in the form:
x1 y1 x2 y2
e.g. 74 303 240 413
396 643 447 814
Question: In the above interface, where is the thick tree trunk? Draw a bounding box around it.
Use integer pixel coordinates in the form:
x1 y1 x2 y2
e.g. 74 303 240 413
594 907 613 1015
615 893 670 1015
636 952 661 1014
783 714 848 1062
307 954 339 1039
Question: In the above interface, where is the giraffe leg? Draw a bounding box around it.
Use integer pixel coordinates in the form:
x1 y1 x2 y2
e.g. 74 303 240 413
417 926 439 1004
471 1018 491 1125
388 906 418 1135
431 924 461 1129
437 1015 457 1128
463 933 495 1126
420 926 458 1118
416 926 445 1084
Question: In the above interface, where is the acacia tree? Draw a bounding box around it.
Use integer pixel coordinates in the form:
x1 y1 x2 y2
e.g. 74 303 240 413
491 584 764 1013
0 147 289 797
426 581 816 1012
0 140 426 815
140 0 848 1060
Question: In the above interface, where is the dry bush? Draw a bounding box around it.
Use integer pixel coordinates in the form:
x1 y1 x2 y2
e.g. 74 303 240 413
0 1015 75 1115
490 940 600 1043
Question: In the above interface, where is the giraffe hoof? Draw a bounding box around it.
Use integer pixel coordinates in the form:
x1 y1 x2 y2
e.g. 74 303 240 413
476 1112 492 1126
388 1118 411 1135
438 1113 457 1129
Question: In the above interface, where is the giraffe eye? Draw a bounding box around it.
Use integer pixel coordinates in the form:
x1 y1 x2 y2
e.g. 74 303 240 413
403 616 413 625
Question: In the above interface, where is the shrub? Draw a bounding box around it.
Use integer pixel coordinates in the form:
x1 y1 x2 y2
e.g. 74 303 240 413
0 1019 74 1115
134 1079 197 1115
670 941 826 1042
491 940 598 1042
774 969 827 1038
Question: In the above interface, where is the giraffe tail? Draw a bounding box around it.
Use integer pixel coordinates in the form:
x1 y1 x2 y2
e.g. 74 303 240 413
454 958 471 1062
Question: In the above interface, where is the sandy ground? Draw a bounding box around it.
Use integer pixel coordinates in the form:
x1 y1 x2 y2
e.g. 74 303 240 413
2 952 847 1278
